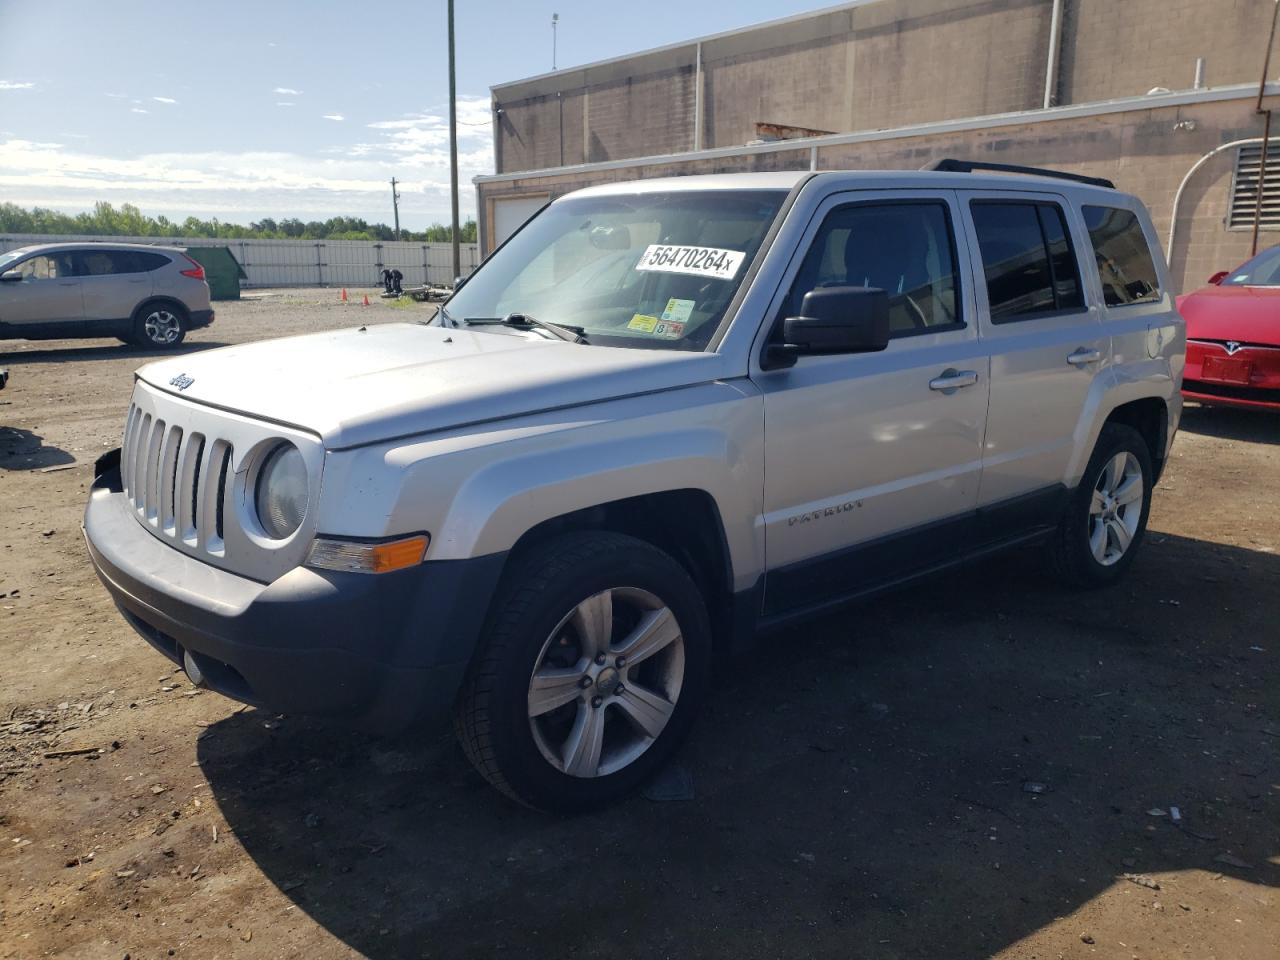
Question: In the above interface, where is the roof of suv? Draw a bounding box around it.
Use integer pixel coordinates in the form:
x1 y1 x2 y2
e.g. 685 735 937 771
4 241 186 257
568 169 1124 200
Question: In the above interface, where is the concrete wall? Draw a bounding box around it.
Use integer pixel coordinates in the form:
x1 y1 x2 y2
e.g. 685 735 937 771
492 0 1275 174
477 93 1276 295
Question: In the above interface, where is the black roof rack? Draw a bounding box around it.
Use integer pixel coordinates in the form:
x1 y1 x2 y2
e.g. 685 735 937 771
922 158 1115 190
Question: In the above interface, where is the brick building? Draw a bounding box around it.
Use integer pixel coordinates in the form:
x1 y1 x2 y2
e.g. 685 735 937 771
475 0 1280 292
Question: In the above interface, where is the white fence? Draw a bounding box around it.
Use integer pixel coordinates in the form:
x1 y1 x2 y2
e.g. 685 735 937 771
0 234 480 288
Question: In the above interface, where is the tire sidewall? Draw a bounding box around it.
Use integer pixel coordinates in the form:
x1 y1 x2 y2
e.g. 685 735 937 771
1067 424 1154 586
483 535 711 812
133 302 187 349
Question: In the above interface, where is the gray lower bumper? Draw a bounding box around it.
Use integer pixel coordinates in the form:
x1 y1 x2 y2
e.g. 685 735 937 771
83 463 505 733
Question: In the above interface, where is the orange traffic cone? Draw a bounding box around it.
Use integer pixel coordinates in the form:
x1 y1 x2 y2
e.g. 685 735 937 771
362 294 371 306
340 287 348 303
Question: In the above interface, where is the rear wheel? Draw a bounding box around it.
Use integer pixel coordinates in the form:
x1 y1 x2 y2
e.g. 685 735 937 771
454 532 711 812
1050 423 1153 587
131 302 187 349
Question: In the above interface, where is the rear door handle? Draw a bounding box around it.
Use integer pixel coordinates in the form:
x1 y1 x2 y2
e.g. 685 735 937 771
1067 347 1102 366
928 368 979 393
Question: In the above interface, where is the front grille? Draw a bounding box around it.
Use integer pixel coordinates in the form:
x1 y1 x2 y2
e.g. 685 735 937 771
121 402 234 556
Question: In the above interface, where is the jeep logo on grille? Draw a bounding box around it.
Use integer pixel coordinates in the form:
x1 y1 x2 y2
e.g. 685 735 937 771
168 373 195 391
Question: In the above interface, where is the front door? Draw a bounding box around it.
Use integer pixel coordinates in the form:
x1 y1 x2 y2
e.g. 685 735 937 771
0 252 83 328
754 190 990 619
957 191 1107 507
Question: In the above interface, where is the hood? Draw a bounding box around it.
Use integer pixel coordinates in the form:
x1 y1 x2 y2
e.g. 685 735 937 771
137 322 726 448
1177 284 1280 345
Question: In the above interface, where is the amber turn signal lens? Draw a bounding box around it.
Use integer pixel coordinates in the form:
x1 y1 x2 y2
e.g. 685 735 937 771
305 534 429 574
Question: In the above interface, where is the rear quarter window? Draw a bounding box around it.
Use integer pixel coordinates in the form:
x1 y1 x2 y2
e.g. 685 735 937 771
1082 206 1160 306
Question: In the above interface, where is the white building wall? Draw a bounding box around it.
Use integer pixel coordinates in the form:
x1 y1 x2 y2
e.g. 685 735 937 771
0 235 480 288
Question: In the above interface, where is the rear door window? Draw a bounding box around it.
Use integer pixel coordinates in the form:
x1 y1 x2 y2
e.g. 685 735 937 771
77 250 120 276
970 201 1084 322
1082 206 1160 305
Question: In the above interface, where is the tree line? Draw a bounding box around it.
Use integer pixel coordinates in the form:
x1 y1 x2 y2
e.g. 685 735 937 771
0 201 478 243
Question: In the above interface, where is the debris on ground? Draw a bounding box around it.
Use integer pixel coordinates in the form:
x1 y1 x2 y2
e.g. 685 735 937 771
1123 873 1160 890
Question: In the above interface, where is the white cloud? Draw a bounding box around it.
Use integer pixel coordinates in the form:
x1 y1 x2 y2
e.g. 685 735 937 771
104 92 128 100
0 80 35 91
0 129 494 226
130 108 149 115
273 87 302 95
152 96 178 104
276 101 296 108
322 114 345 121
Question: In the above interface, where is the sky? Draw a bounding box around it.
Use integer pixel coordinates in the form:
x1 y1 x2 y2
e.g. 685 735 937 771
0 0 830 230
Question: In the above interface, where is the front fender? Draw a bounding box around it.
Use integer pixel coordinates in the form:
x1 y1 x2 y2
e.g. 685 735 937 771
317 381 766 593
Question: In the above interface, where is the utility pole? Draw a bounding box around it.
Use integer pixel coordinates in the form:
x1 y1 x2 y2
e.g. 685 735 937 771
552 13 559 70
447 0 461 282
390 177 401 241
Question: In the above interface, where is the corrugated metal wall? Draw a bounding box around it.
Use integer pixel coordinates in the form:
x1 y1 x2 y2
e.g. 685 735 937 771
0 234 480 288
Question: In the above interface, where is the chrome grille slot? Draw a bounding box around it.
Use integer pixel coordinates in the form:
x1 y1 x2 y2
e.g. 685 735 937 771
159 425 183 535
197 439 233 555
178 433 205 544
143 418 165 523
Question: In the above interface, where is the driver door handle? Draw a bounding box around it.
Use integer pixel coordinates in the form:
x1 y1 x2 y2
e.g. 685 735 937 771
928 368 979 392
1067 347 1102 366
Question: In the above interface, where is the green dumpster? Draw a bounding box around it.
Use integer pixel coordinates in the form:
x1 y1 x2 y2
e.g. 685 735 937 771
183 246 246 301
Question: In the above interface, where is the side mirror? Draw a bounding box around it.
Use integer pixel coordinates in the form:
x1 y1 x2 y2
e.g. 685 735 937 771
1207 271 1229 286
0 270 22 282
763 286 890 369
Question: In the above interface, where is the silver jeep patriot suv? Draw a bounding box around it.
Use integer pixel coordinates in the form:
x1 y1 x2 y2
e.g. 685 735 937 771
85 162 1185 811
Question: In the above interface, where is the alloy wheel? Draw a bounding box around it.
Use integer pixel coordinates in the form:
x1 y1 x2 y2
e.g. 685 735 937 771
144 309 182 345
1088 451 1144 566
527 586 685 779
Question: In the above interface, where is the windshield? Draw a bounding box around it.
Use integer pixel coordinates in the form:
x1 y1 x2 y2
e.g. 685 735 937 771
444 190 788 350
0 249 30 268
1223 245 1280 286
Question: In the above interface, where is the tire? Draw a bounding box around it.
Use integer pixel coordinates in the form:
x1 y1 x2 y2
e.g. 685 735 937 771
455 531 712 813
1049 423 1153 587
131 302 187 349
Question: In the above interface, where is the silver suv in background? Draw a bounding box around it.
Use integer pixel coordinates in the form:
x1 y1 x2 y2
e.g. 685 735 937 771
0 242 214 348
85 163 1184 812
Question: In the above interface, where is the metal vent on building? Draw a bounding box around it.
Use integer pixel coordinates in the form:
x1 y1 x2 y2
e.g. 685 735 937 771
1229 144 1280 230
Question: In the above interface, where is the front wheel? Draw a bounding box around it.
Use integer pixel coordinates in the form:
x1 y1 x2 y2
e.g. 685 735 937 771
131 303 187 349
1050 423 1154 587
454 532 711 812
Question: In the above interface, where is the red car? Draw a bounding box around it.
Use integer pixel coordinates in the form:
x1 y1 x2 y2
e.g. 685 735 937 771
1177 246 1280 410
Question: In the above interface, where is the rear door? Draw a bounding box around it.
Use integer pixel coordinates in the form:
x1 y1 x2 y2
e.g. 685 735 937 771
958 191 1106 509
0 252 83 327
77 249 154 325
754 189 989 618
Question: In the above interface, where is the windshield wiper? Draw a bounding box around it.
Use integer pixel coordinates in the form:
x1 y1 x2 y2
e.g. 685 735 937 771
462 313 588 344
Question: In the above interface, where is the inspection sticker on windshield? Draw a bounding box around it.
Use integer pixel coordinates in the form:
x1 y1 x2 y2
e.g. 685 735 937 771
661 298 695 324
635 244 746 280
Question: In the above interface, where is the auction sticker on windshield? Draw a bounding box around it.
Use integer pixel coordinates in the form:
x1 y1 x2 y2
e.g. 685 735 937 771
636 245 746 280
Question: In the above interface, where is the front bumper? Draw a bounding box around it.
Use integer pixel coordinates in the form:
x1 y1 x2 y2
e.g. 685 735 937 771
1183 340 1280 410
83 462 504 733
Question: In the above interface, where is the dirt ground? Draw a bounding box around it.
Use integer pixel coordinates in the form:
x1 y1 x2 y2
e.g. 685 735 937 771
1 289 1276 960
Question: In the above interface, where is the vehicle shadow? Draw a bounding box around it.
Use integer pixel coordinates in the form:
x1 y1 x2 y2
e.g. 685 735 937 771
1180 402 1279 445
0 339 228 365
200 532 1278 959
0 425 75 470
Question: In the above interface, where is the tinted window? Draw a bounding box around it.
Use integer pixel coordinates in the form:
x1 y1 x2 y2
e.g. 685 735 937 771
133 251 171 272
784 202 962 336
1082 206 1160 305
971 201 1084 322
78 250 120 276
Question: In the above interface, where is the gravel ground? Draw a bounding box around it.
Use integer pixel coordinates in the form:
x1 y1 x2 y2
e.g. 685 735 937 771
1 291 1277 960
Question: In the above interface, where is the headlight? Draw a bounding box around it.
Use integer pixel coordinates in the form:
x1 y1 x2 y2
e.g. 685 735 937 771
254 443 308 539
